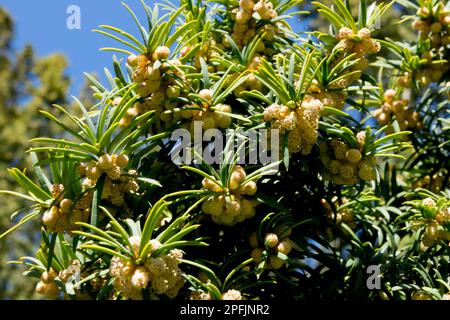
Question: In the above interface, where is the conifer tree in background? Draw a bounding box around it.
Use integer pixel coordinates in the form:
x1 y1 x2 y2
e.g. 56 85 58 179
0 7 90 299
0 0 449 301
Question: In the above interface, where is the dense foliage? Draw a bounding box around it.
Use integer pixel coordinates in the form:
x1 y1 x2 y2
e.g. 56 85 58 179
0 0 449 300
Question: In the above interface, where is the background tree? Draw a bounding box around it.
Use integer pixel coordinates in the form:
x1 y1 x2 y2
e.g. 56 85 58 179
0 6 91 299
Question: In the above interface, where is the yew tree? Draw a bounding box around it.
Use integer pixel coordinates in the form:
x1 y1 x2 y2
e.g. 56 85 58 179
1 0 449 301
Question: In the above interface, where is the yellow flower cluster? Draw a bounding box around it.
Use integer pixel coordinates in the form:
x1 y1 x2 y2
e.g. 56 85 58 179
127 47 171 98
336 27 381 57
35 269 59 299
412 292 432 300
169 89 233 132
263 95 323 155
412 291 450 300
201 165 258 226
416 54 449 87
331 27 381 88
190 291 213 300
124 87 234 135
321 197 356 229
59 259 81 283
412 173 445 193
101 172 139 206
125 86 180 128
189 40 225 72
80 154 129 183
190 102 233 130
404 4 450 87
43 184 91 233
43 197 74 232
396 71 412 88
421 198 450 247
396 59 448 88
374 89 423 131
412 5 450 47
110 237 185 299
263 104 297 132
191 89 233 129
229 56 264 97
222 289 243 300
307 80 347 110
229 0 280 49
78 154 139 207
123 48 186 129
190 289 243 300
319 137 376 185
249 230 294 270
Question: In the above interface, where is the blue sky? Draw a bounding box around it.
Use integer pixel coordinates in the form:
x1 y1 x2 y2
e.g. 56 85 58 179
1 0 154 96
1 0 305 97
